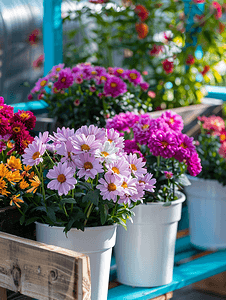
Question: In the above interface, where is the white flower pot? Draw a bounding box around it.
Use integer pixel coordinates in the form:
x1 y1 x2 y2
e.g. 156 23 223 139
184 176 226 250
36 223 117 300
114 192 185 287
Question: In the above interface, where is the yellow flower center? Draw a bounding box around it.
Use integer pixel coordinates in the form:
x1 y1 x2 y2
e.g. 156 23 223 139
117 69 124 74
142 124 149 130
112 167 120 174
101 151 109 157
61 77 66 83
32 151 40 160
84 162 93 170
110 82 117 88
91 71 97 75
139 180 145 184
57 174 66 183
181 142 187 149
0 106 3 109
40 80 47 87
161 141 168 148
169 118 174 124
108 183 117 192
131 164 137 171
13 127 21 133
81 144 90 151
108 139 113 143
19 112 30 120
129 73 138 79
100 76 107 81
220 134 226 141
121 181 128 189
56 67 61 72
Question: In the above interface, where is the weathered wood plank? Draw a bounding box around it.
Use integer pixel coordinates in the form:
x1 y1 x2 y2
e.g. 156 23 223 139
149 291 173 300
0 287 7 300
0 232 91 300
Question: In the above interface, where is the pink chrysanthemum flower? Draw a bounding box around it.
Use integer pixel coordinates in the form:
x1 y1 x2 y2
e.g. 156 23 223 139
124 140 140 156
125 69 142 86
74 153 104 180
219 141 226 158
148 130 178 159
54 68 74 90
22 140 46 166
94 66 108 77
34 76 50 92
106 128 124 150
127 153 147 177
96 173 123 202
0 115 11 135
11 110 36 131
174 133 196 162
50 63 65 75
186 151 202 176
104 76 127 98
0 104 14 119
139 82 149 91
71 134 101 155
133 114 153 145
10 121 27 138
113 67 127 79
164 171 173 179
160 111 184 133
137 173 156 192
76 125 106 142
106 158 130 179
200 115 225 134
14 131 34 155
46 162 77 196
106 112 139 133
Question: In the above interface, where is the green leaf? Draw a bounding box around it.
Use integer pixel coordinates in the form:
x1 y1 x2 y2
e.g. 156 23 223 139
163 202 172 207
100 204 108 225
82 190 100 206
60 198 77 204
47 207 56 223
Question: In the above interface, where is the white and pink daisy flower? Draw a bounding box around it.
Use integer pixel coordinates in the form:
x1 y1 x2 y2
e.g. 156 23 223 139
71 134 101 155
56 140 77 169
95 141 119 164
106 128 124 150
49 127 76 144
137 173 156 192
96 173 123 202
76 125 106 142
22 140 46 166
105 158 130 179
127 153 147 177
34 131 49 144
74 153 104 180
46 162 77 196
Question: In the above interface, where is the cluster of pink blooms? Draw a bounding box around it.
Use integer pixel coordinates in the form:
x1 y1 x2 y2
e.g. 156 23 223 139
0 96 36 154
198 115 226 159
28 63 150 101
22 125 156 205
106 110 202 177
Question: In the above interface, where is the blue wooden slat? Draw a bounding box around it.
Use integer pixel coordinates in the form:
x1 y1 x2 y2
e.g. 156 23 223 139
206 86 226 101
108 250 226 300
175 236 191 254
43 0 63 76
11 100 48 114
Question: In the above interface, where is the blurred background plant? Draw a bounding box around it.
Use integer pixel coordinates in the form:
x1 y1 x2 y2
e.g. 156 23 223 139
62 0 226 111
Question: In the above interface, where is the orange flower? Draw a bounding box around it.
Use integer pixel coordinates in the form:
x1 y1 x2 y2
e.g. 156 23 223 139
0 178 10 196
135 5 149 22
7 156 22 170
135 23 149 39
26 175 41 194
10 194 24 208
6 170 22 183
219 22 225 34
20 179 29 190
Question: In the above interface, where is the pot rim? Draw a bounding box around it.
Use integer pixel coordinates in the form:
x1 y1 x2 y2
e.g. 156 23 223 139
35 222 117 231
144 191 185 206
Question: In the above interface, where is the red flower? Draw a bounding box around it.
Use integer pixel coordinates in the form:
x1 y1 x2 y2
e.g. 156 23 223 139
29 29 40 45
212 2 222 19
201 65 210 76
193 14 205 26
135 5 149 22
162 59 174 74
193 0 205 3
135 23 149 39
33 54 44 69
149 44 164 56
163 32 173 43
186 54 195 65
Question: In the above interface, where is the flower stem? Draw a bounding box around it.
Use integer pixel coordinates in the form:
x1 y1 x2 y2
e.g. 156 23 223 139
172 158 175 201
84 203 94 226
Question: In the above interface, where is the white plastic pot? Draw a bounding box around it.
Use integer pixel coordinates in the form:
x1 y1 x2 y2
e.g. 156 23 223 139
114 192 185 287
36 223 117 300
184 176 226 250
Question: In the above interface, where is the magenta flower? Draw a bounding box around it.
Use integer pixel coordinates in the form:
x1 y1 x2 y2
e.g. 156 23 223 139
127 153 147 177
74 153 104 180
104 76 127 98
133 114 152 145
96 173 123 202
54 68 74 90
186 151 202 176
124 140 140 156
22 140 46 166
160 111 184 133
106 112 139 133
148 130 178 159
125 69 142 86
113 67 127 79
139 82 149 91
46 162 77 196
174 133 196 162
164 171 173 179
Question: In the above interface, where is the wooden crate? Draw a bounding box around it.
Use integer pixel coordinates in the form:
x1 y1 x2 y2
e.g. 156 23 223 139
0 232 91 300
193 272 226 297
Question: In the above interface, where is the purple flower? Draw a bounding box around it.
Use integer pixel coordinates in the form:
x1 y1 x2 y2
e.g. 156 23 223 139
113 67 127 79
160 111 184 133
106 112 139 133
148 130 178 159
22 140 46 166
174 133 196 162
127 153 147 177
107 128 124 149
139 82 149 91
96 173 123 202
133 114 152 145
186 151 202 176
125 69 142 86
137 173 156 192
104 76 127 98
74 153 104 180
54 68 74 90
124 140 140 155
164 171 173 179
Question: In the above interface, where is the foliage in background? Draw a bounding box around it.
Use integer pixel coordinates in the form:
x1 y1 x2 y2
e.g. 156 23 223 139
106 110 202 202
195 115 226 185
62 0 226 111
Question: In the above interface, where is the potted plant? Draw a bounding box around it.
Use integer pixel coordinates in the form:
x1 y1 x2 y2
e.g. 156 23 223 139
184 114 226 249
28 63 151 130
106 110 202 287
4 124 156 300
